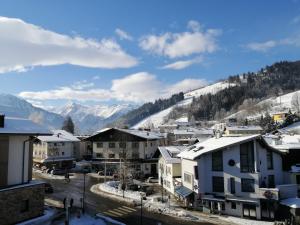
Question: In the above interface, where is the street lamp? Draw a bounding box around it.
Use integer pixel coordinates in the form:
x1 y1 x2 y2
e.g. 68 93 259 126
82 168 88 214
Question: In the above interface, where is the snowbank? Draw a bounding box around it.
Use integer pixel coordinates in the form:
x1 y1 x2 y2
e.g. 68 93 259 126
17 207 58 225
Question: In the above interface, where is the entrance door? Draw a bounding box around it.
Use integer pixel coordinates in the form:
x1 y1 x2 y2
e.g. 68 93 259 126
151 164 157 175
261 200 275 220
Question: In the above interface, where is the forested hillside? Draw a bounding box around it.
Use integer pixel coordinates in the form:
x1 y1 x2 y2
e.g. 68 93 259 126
188 61 300 121
109 92 184 128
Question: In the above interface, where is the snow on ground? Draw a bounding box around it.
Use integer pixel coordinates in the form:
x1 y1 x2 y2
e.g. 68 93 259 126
132 98 192 129
33 168 75 180
226 90 300 121
184 81 236 99
133 81 236 129
58 215 107 225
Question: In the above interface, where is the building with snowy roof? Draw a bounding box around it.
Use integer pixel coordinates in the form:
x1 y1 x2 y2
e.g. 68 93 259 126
86 128 162 177
153 146 185 194
0 115 51 224
33 129 80 170
177 134 295 221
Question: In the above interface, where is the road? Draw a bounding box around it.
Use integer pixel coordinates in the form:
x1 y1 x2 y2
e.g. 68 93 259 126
34 172 213 225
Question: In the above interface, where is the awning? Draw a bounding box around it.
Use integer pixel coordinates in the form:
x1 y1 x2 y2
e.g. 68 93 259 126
175 186 193 198
226 196 259 204
202 195 225 202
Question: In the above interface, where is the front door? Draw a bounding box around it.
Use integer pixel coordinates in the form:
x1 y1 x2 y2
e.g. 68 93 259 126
151 164 157 175
243 204 257 219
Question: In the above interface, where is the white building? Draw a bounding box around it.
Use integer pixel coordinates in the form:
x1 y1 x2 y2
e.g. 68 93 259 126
178 134 295 220
33 130 79 170
155 146 185 194
0 115 51 224
87 128 161 177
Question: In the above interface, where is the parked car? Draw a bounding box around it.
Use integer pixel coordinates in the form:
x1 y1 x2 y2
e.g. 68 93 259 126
51 169 66 175
44 183 53 194
146 177 158 183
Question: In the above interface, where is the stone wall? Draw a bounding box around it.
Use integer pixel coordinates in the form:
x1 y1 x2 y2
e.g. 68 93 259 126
0 183 44 225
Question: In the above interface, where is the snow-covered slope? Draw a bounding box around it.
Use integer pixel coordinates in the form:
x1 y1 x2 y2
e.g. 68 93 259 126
0 94 64 129
227 90 300 121
184 81 236 99
133 81 234 129
55 102 137 134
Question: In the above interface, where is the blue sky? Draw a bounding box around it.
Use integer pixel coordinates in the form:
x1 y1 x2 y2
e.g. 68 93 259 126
0 0 300 109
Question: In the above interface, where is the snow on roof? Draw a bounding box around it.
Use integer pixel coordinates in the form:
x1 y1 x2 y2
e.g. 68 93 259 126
37 130 80 142
158 146 185 164
174 128 214 136
178 134 261 160
93 127 162 140
280 198 300 208
0 117 51 135
264 134 300 150
226 126 263 131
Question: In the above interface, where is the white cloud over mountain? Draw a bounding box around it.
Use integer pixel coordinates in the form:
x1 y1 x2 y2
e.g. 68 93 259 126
19 72 207 103
139 21 221 58
0 16 138 73
161 56 203 70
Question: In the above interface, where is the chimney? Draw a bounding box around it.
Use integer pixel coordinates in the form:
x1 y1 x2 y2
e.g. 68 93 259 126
0 115 4 128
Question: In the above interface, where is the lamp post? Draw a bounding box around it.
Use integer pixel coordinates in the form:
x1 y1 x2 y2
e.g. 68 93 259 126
82 169 88 214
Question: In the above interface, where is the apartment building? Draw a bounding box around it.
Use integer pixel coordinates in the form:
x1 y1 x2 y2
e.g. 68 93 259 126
178 134 296 220
33 129 79 170
87 128 161 177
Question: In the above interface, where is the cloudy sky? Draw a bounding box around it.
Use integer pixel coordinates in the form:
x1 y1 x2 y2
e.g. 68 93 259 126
0 0 300 109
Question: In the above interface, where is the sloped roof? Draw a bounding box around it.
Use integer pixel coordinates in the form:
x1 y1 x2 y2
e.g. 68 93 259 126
91 127 162 140
158 146 185 164
226 126 263 131
37 130 80 142
0 117 51 135
178 134 261 160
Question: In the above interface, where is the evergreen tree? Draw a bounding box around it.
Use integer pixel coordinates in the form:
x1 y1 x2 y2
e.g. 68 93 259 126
62 116 75 134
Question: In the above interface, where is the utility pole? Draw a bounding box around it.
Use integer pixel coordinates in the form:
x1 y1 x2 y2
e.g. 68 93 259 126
82 170 87 214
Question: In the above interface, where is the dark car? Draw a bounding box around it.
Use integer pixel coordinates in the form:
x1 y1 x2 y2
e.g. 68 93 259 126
44 183 53 194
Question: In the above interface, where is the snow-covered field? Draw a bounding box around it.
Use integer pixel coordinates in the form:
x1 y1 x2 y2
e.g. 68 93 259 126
227 90 300 121
184 81 236 99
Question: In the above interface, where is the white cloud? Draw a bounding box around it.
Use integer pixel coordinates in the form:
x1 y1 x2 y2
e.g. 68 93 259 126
115 28 133 41
19 72 208 103
139 20 221 58
71 80 95 90
161 56 203 70
0 16 138 73
166 78 208 94
246 40 277 52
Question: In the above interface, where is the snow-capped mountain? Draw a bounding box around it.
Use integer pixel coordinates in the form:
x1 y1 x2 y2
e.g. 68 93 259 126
0 93 64 129
133 81 234 128
54 102 137 134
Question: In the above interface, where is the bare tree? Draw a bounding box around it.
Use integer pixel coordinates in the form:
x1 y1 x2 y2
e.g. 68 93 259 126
291 92 300 114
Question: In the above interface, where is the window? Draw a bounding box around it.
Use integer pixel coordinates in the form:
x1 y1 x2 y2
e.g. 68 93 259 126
119 152 126 158
96 153 103 158
241 178 255 192
194 166 199 180
62 151 64 156
212 151 223 171
184 173 192 184
267 151 273 170
212 176 224 192
240 141 255 173
97 142 103 148
243 204 256 218
119 142 126 148
231 202 236 209
20 199 29 213
145 142 147 147
136 164 141 171
230 177 235 194
109 154 115 158
268 175 275 188
166 166 171 175
109 142 115 148
132 142 139 148
297 175 300 185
